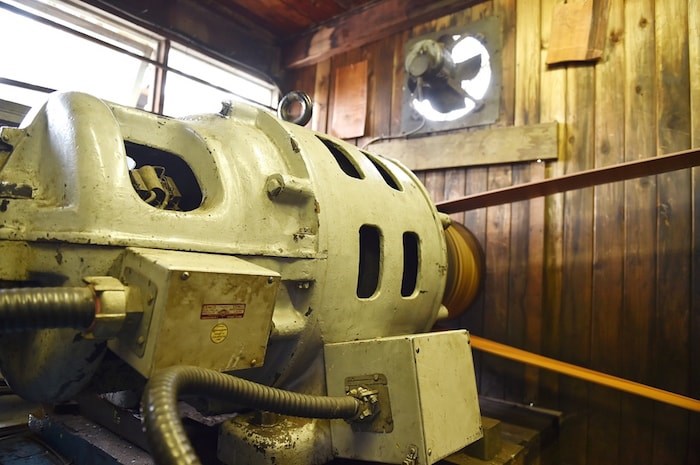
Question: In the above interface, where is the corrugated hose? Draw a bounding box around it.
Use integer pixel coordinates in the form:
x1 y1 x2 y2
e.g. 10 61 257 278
0 287 95 332
142 365 363 465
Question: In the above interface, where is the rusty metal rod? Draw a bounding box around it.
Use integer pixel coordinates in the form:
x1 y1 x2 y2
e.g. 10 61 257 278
469 335 700 413
437 147 700 213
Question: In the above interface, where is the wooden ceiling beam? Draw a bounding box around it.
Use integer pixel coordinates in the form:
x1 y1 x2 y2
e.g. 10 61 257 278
283 0 486 69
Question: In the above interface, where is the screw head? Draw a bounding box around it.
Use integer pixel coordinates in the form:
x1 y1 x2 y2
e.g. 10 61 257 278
180 271 190 280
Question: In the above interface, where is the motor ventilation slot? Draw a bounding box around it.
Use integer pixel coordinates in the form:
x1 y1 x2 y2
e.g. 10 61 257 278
363 151 403 191
357 225 382 299
125 141 203 211
317 136 364 179
401 232 420 297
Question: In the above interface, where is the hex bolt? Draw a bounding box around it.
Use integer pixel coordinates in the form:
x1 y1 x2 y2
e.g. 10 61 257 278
265 176 284 198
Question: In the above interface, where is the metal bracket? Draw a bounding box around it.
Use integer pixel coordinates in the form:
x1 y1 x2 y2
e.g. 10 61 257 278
345 374 394 433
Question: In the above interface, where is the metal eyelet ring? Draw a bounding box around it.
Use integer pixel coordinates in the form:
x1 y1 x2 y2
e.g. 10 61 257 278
277 91 313 126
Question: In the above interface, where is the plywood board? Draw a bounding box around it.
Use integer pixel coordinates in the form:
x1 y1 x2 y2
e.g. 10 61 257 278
329 60 367 139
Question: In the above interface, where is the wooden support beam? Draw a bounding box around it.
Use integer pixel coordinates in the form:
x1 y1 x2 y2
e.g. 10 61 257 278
369 122 559 171
283 0 485 69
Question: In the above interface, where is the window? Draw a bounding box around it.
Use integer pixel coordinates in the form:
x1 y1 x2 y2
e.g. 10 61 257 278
163 44 277 117
0 0 277 115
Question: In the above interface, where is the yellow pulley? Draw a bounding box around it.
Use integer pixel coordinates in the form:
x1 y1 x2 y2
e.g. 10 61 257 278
442 221 484 319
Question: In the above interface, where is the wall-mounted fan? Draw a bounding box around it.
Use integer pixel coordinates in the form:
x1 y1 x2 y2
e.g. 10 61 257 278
400 17 502 135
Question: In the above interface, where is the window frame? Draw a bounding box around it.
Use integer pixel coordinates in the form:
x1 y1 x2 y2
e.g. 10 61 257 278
0 0 278 114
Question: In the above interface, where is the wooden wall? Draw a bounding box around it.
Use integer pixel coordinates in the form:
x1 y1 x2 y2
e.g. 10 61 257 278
285 0 700 463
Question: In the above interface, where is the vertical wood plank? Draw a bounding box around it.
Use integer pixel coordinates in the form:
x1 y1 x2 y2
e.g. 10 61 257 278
495 0 516 127
538 0 567 409
558 63 595 465
368 36 396 140
587 1 625 463
619 0 657 463
444 168 466 225
327 48 365 142
390 30 409 137
477 0 514 401
312 59 331 133
481 164 512 399
652 1 691 464
511 0 542 405
689 0 700 461
423 169 446 204
460 166 489 388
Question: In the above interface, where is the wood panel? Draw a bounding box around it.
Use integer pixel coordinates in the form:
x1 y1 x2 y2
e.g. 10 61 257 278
689 0 700 461
652 1 691 464
284 0 484 68
282 0 699 462
370 123 559 170
539 0 567 410
557 62 595 465
587 1 624 463
619 0 656 463
512 0 542 405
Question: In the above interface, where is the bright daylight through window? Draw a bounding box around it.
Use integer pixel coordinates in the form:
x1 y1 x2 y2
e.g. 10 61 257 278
0 0 277 116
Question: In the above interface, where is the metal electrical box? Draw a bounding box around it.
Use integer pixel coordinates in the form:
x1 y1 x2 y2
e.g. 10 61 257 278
325 330 482 465
111 247 280 377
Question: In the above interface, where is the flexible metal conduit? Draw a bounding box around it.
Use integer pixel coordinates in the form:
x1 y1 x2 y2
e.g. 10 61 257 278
142 365 363 465
0 287 95 332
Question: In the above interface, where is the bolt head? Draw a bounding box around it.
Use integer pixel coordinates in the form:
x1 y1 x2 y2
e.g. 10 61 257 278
180 271 190 280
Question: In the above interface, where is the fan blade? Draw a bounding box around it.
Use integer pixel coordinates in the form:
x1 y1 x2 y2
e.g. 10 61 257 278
454 54 482 81
436 147 700 213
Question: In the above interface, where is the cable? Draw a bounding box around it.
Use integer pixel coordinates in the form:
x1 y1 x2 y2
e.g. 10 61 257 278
0 287 95 332
360 116 426 150
142 365 362 465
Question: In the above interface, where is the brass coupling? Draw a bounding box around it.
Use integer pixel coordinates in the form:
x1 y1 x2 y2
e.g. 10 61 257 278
83 276 143 339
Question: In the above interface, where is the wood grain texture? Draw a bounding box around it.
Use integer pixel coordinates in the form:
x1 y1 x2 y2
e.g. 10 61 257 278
689 0 700 461
587 0 624 462
284 0 485 68
311 59 331 132
481 164 512 399
546 0 612 64
509 0 542 405
652 1 691 464
329 60 368 138
539 0 567 410
370 123 559 170
557 63 595 465
619 0 656 462
474 0 512 400
281 0 700 461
